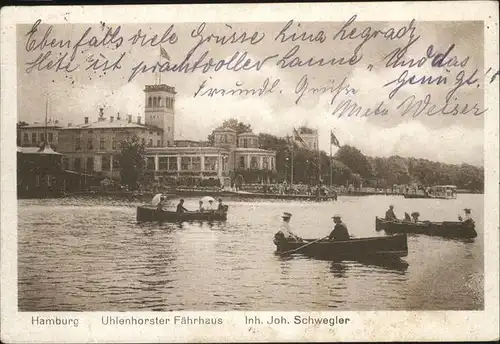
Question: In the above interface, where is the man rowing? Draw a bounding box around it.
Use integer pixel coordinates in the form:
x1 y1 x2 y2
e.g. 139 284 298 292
176 199 188 213
328 215 350 241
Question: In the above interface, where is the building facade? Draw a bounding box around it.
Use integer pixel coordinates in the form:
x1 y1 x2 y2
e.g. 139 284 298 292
145 128 276 186
57 109 163 179
17 121 62 148
18 83 277 185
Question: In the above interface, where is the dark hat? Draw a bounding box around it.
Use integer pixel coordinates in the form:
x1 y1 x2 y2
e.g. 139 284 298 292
389 205 394 208
464 208 471 213
282 212 292 218
218 198 222 202
332 214 342 219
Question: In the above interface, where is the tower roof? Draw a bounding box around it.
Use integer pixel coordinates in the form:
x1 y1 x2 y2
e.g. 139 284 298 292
144 84 176 93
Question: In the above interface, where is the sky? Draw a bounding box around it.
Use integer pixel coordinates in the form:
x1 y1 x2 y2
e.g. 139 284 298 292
17 20 485 165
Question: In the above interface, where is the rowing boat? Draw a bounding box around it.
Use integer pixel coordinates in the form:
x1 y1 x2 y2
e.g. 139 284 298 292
375 216 477 239
273 232 408 259
136 205 228 222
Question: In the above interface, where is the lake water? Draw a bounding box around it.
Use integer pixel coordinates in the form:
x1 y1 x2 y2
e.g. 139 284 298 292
17 194 483 311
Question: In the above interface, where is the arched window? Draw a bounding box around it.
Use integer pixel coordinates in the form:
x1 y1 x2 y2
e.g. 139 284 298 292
153 97 157 107
157 97 161 107
148 97 152 107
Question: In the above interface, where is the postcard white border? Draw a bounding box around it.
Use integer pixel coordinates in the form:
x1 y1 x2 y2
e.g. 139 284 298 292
1 2 499 342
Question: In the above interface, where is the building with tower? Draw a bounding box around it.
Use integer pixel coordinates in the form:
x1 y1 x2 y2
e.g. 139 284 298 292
144 84 176 147
19 83 277 186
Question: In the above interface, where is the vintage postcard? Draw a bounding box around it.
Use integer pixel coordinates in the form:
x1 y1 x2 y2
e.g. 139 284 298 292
1 2 498 342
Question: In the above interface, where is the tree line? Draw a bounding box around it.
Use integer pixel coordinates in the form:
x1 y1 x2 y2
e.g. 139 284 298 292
114 118 484 191
212 119 484 191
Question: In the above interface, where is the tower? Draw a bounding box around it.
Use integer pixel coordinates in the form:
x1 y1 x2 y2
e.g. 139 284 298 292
144 84 176 146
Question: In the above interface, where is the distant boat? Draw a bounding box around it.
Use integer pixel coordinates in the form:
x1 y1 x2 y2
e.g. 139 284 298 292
375 217 477 239
136 205 228 222
273 233 408 260
404 185 457 199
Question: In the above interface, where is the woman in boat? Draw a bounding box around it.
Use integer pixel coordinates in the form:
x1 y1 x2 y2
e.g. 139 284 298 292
208 200 215 211
278 212 302 241
157 196 166 212
459 208 473 222
404 212 412 222
328 215 350 241
411 212 420 223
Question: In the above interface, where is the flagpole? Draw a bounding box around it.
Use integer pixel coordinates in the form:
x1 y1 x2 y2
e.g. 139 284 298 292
44 97 48 148
330 138 333 186
317 132 320 187
159 52 162 85
291 132 294 186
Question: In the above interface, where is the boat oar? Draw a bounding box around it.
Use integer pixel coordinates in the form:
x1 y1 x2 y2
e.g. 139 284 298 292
280 236 329 255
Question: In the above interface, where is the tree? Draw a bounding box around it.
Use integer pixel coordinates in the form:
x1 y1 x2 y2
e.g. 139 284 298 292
207 132 215 145
17 121 29 128
219 118 252 134
297 126 316 134
379 156 411 185
334 145 373 179
117 135 147 190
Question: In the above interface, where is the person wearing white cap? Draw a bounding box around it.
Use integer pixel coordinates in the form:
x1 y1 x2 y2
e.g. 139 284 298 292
459 208 472 222
328 215 350 241
279 212 301 241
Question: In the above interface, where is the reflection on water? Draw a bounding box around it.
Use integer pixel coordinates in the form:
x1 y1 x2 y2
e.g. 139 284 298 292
17 195 483 311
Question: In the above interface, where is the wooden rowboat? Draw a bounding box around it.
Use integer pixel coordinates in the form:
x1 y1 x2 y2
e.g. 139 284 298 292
136 205 228 222
375 216 477 239
273 232 408 260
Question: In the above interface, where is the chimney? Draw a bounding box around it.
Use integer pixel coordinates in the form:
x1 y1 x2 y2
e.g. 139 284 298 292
128 115 132 123
117 112 121 120
84 117 89 124
110 116 114 123
137 116 141 125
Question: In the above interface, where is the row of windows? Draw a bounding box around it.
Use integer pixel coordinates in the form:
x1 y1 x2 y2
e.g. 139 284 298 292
62 156 120 172
238 156 273 169
22 132 55 144
147 96 174 108
75 138 161 150
146 156 225 171
215 134 258 148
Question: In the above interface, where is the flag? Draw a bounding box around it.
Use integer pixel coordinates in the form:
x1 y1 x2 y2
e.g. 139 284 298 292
293 128 308 148
330 130 340 148
160 45 171 60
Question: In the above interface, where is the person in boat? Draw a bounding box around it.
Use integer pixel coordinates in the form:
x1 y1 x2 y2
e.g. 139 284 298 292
328 215 350 241
278 212 302 241
459 208 473 222
404 212 412 222
199 200 204 213
385 205 398 221
217 198 225 211
208 200 215 211
411 212 420 223
156 196 166 212
176 199 188 213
